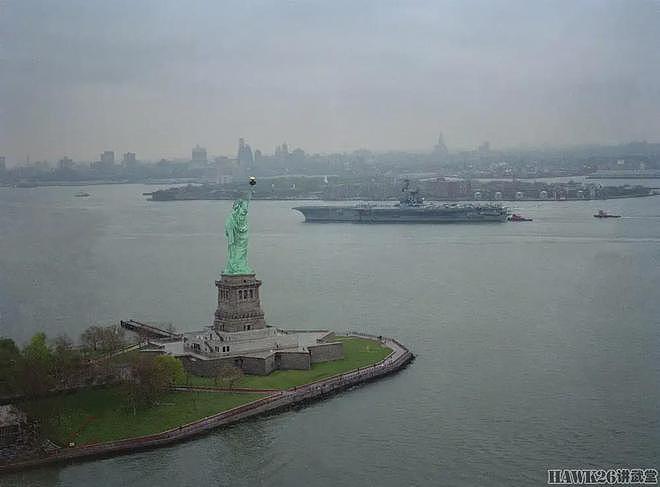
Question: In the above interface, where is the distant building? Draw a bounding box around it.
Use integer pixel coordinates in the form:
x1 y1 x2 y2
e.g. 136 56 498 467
58 157 74 170
32 160 50 170
192 145 207 163
90 151 116 171
122 152 137 167
275 142 289 158
291 148 305 161
237 138 254 174
433 133 449 156
478 141 490 153
214 156 234 185
0 156 5 171
218 174 233 185
101 151 115 165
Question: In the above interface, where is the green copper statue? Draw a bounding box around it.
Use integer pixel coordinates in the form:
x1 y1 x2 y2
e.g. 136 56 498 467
224 196 253 275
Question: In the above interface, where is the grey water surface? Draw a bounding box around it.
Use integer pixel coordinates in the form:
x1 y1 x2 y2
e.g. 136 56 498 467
1 185 658 486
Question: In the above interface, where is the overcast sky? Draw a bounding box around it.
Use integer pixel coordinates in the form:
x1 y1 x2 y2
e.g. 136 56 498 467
1 0 659 163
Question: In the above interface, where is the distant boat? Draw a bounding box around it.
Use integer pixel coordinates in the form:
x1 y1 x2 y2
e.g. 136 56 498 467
74 191 90 197
508 213 533 222
594 209 620 218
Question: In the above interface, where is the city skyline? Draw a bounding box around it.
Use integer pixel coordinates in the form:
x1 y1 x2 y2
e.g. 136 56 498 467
3 135 660 168
2 1 659 162
6 137 660 168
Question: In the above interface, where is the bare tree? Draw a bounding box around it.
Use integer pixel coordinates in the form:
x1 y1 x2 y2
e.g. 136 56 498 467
52 334 73 352
80 326 104 352
80 324 127 354
101 325 126 352
51 334 83 389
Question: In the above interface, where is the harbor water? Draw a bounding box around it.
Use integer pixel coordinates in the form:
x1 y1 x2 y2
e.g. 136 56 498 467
0 184 658 486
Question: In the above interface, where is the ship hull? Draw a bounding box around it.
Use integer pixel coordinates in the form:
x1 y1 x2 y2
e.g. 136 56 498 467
293 206 508 223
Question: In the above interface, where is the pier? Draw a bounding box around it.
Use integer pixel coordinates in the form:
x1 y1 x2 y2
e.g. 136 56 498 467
119 320 181 340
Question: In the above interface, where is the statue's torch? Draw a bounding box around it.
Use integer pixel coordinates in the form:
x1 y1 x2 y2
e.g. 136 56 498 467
247 176 256 201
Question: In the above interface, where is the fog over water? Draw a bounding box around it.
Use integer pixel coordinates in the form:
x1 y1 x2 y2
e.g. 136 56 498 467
2 0 660 161
0 185 658 486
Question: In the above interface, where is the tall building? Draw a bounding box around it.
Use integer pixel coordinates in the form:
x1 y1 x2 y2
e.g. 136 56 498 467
91 151 115 171
192 145 207 163
275 142 289 158
433 134 449 156
0 156 5 171
237 138 254 173
58 157 74 170
100 151 115 165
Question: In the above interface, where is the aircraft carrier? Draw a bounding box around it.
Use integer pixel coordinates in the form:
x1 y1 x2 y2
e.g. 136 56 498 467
293 181 508 223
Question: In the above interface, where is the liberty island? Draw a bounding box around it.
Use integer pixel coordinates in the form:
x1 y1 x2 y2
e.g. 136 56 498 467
0 179 413 472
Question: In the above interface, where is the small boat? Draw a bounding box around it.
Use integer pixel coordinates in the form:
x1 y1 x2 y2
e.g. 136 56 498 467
508 213 533 222
74 191 90 197
594 210 620 218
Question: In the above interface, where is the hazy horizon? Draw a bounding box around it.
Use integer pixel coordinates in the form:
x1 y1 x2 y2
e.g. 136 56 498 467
2 0 659 162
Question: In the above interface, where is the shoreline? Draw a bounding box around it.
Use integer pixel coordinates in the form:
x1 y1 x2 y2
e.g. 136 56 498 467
0 333 413 473
146 192 658 203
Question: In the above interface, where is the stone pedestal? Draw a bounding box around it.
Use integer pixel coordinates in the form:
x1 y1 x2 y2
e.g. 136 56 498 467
213 273 266 332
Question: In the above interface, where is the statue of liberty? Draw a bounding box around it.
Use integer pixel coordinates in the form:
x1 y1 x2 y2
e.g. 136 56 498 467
224 179 255 275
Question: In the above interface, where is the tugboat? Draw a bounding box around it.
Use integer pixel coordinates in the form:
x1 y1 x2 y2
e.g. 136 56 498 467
594 209 620 218
508 213 533 222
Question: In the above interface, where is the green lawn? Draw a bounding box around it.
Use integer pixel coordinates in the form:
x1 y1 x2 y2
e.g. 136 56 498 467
21 387 263 446
17 337 389 446
182 336 392 390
